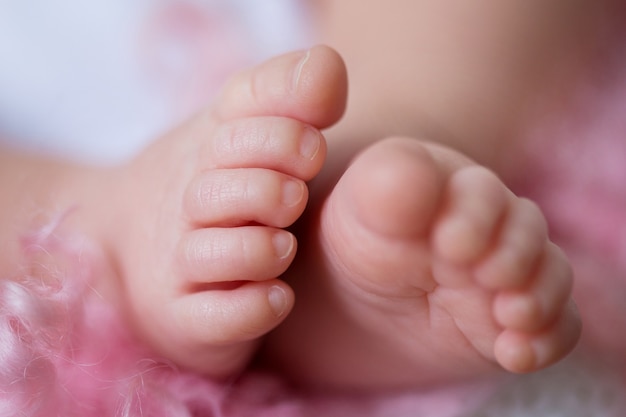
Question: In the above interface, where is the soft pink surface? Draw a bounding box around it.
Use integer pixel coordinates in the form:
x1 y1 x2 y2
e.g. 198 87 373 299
513 12 626 362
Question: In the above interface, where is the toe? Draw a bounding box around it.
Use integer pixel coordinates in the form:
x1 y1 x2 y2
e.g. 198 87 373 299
204 116 326 180
318 137 447 294
177 227 296 286
495 299 581 373
493 242 573 332
180 281 294 345
475 198 548 289
184 168 308 227
338 137 446 238
213 45 348 129
168 279 295 377
433 166 509 264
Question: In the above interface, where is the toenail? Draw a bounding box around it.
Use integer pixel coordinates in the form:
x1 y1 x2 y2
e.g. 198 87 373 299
507 339 536 373
272 232 295 259
268 285 288 317
292 48 311 92
282 180 305 207
299 126 321 160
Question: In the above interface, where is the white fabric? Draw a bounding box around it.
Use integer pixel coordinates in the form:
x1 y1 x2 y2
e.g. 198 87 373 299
0 0 311 164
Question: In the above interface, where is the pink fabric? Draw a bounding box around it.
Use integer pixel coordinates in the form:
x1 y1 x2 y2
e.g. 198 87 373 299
513 9 626 362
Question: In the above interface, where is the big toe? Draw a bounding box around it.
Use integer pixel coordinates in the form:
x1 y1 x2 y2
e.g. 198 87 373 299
319 138 449 293
333 137 446 238
213 45 348 129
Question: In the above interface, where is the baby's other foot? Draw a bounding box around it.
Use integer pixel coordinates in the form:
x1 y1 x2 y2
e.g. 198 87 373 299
264 137 581 390
108 46 347 378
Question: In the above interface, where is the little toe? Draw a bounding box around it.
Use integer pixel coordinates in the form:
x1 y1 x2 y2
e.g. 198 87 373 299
495 300 581 373
213 45 348 129
184 168 307 227
475 198 549 289
169 280 295 377
177 227 296 286
494 242 573 332
433 166 509 264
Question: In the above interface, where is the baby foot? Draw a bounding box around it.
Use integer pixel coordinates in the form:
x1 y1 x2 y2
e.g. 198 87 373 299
263 137 581 390
106 46 347 378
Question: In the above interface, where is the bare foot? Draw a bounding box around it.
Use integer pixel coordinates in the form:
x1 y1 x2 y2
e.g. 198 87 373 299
103 46 347 378
261 62 581 391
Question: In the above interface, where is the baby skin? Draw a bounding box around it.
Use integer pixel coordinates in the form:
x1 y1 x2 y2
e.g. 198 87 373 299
105 46 580 390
